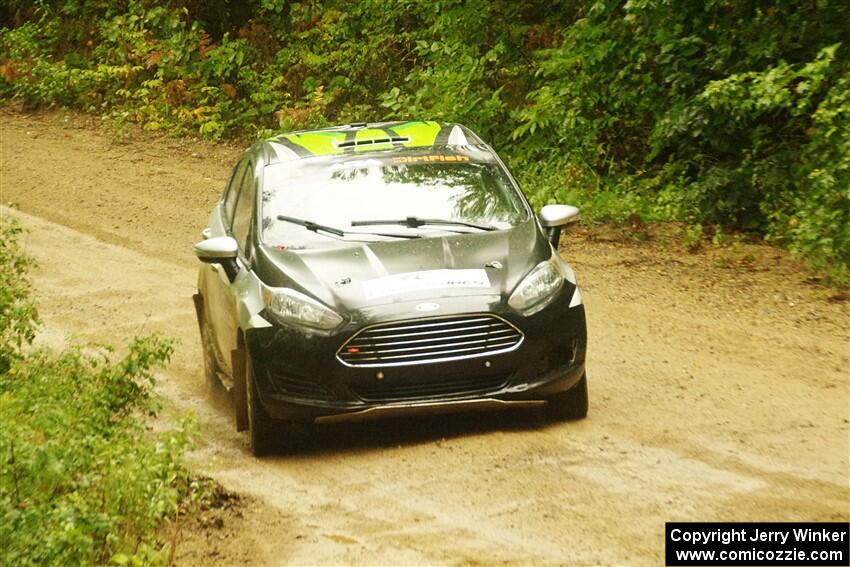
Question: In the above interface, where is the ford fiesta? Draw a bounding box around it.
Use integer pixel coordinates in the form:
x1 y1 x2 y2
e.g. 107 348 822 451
193 121 588 455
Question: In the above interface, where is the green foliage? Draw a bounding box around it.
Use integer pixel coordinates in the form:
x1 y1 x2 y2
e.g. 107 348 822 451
784 64 850 283
682 223 704 252
0 219 192 564
1 0 848 282
0 219 39 375
512 0 850 282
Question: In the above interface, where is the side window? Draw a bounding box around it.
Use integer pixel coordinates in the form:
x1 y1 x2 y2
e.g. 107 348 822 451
230 162 255 254
222 160 247 227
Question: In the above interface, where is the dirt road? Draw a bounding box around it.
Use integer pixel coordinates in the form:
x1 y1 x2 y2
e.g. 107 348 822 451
2 110 848 565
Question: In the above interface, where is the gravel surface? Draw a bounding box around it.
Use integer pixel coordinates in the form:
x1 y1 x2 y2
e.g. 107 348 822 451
2 109 848 565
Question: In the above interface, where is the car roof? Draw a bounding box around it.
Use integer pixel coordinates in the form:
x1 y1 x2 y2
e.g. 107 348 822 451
260 121 487 164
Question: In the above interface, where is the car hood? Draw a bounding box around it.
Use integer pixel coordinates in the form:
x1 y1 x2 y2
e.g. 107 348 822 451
253 219 550 314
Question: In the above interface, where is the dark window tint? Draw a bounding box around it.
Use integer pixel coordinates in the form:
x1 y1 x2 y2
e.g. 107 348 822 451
223 160 247 227
231 162 255 251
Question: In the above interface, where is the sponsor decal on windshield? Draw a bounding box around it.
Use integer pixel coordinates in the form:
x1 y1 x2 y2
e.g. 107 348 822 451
363 269 491 299
392 155 471 164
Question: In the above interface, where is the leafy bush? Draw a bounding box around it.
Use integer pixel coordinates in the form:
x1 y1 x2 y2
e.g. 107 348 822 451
511 1 849 282
0 220 39 375
0 218 192 565
1 0 847 282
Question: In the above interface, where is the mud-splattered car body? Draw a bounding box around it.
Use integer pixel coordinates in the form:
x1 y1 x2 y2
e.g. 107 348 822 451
193 121 588 455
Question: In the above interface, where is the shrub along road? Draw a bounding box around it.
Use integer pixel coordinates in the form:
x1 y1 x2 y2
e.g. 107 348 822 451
2 110 848 564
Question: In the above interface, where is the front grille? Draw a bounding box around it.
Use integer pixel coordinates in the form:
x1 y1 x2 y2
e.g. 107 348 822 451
351 373 510 402
267 371 333 401
337 314 523 367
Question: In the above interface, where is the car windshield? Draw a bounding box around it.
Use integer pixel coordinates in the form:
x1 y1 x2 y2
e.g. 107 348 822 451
260 153 529 249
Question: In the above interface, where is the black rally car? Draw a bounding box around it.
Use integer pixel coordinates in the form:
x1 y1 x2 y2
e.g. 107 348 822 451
193 121 587 455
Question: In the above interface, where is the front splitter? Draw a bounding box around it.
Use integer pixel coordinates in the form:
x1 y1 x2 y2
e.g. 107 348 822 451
313 398 546 424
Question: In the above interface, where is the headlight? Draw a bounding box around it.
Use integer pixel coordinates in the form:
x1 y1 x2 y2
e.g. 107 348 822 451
508 257 565 315
261 286 343 332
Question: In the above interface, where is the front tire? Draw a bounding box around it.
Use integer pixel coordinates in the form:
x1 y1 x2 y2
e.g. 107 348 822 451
546 373 589 421
245 356 312 456
245 356 277 456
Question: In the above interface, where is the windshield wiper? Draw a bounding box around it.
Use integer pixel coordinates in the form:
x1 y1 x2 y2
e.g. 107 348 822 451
350 216 498 232
276 215 421 239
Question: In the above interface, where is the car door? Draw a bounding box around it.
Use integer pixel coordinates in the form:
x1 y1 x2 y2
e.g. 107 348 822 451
203 159 253 383
219 158 258 359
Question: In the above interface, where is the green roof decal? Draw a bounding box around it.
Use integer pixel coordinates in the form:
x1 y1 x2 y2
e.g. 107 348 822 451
285 130 347 156
391 121 442 147
274 121 446 158
354 128 395 153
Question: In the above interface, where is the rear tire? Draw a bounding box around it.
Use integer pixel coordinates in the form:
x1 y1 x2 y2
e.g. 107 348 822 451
546 373 589 421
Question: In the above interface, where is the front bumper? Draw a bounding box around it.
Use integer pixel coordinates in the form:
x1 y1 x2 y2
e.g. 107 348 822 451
245 289 587 423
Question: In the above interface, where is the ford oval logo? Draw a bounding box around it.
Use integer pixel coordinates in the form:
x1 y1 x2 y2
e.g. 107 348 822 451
415 302 440 312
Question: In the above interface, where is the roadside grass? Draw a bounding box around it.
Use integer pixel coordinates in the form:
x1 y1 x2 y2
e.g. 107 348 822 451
0 217 200 565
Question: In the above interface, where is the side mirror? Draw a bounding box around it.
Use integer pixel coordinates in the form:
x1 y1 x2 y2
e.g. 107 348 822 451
539 204 581 248
194 236 239 281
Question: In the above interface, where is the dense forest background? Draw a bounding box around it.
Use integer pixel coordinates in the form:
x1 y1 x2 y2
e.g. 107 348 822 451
1 0 848 282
